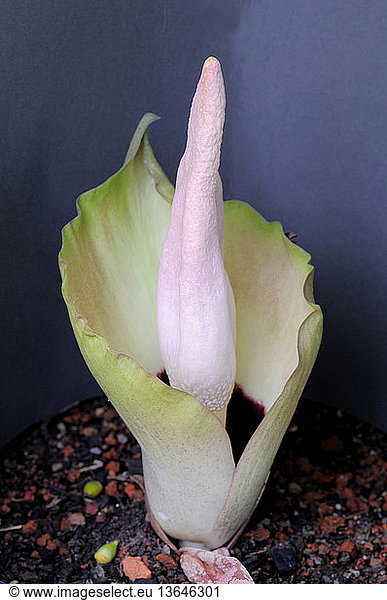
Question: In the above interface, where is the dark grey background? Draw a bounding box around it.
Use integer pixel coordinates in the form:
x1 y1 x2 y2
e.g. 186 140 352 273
0 0 386 447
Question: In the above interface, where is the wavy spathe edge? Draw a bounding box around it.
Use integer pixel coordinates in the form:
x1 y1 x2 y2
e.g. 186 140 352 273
224 199 320 410
58 113 172 359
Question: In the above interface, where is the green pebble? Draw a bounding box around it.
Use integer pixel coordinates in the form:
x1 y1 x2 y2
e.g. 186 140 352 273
83 480 103 498
94 541 118 564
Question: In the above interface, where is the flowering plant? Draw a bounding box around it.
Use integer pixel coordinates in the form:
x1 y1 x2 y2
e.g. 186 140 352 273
59 57 322 583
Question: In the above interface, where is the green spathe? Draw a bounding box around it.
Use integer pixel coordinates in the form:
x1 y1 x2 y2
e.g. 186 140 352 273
59 114 322 549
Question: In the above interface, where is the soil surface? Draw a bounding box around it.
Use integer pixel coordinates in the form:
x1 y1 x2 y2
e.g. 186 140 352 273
0 396 385 584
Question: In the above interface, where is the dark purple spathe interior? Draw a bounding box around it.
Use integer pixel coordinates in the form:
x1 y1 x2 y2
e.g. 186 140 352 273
157 371 265 463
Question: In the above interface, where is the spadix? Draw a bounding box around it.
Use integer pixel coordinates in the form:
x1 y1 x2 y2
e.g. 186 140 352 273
157 57 236 418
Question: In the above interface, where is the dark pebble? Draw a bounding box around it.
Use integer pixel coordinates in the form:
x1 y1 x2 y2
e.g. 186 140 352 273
52 485 71 496
72 527 84 540
46 525 56 536
338 551 351 565
270 543 297 574
134 579 156 584
40 548 56 562
125 459 143 474
61 564 74 578
99 496 109 509
243 553 264 570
